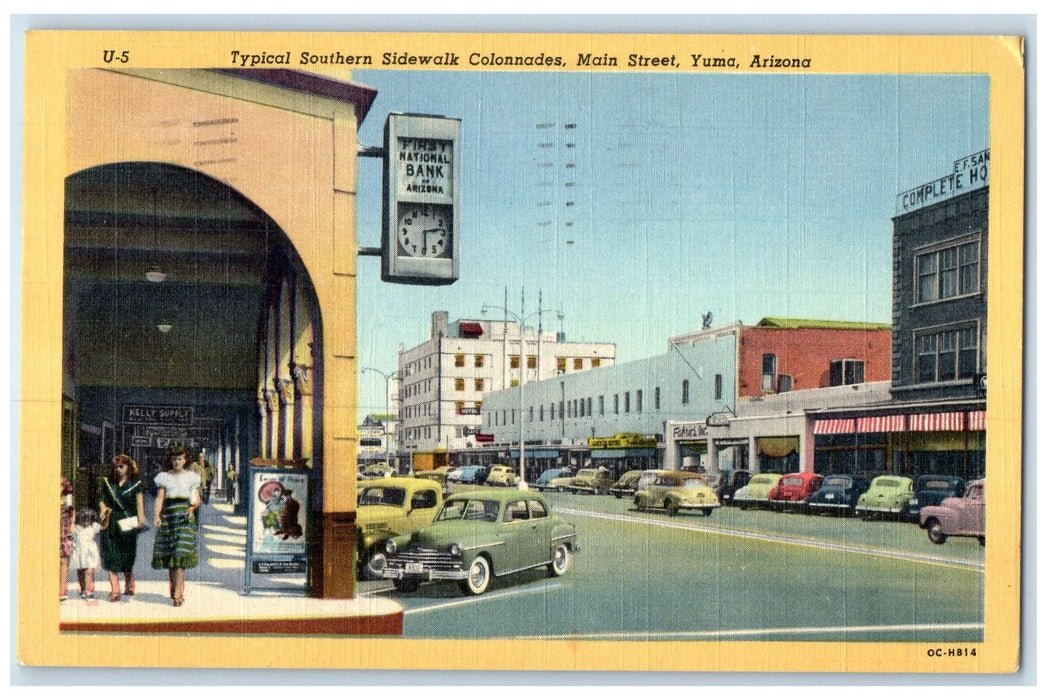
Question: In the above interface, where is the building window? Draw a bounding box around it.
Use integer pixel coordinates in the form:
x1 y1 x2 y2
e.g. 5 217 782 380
573 358 583 370
614 394 620 414
714 374 722 401
527 355 537 369
682 379 690 405
655 386 661 410
539 405 544 421
777 374 793 393
558 402 564 419
916 326 978 383
636 390 643 413
592 358 601 368
510 354 520 369
454 353 465 367
510 378 519 387
624 393 630 413
762 354 778 392
587 398 592 416
455 378 465 391
475 354 484 368
557 357 567 372
598 396 605 415
455 401 465 414
829 359 865 386
915 237 981 303
529 406 534 422
474 378 484 392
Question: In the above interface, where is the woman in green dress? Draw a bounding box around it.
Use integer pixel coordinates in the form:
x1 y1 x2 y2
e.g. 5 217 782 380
98 454 146 603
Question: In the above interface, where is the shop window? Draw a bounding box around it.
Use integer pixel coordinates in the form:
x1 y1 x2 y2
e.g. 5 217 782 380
915 237 981 304
455 378 465 391
510 354 520 369
573 358 583 370
454 353 465 367
829 359 864 386
761 354 777 392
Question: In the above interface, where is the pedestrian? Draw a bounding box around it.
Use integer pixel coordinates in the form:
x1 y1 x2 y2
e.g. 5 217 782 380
151 445 201 607
188 450 212 504
59 478 74 601
225 465 238 504
70 507 102 599
99 454 146 602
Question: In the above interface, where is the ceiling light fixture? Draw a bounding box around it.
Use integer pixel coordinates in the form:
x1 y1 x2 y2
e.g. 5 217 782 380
157 322 173 334
145 187 166 283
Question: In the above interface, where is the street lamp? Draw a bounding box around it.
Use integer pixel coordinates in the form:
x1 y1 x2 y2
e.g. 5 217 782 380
481 301 561 490
361 367 396 472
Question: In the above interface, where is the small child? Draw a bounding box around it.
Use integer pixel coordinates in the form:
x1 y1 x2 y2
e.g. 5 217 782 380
70 507 102 600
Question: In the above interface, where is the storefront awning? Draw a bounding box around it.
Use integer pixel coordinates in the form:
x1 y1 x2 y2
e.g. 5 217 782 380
909 412 965 432
855 415 906 433
968 410 986 431
813 418 855 435
459 322 484 337
757 436 799 458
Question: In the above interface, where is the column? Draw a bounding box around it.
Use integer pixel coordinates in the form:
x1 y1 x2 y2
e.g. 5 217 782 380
276 376 295 461
292 362 314 465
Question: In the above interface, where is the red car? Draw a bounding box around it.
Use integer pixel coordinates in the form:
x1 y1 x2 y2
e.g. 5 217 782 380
768 472 824 513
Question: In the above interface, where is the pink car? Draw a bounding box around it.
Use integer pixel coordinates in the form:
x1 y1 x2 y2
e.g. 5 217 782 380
919 478 985 546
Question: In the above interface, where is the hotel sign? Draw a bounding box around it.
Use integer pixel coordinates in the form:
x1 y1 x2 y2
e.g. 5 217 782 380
896 149 989 215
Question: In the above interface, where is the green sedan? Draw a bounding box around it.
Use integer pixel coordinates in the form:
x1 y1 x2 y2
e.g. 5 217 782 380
381 489 579 595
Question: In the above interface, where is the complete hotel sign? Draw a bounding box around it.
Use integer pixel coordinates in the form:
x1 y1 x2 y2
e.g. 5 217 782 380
896 149 989 214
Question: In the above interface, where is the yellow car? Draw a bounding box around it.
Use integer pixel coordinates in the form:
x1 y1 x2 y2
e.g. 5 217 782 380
356 477 443 579
634 470 721 516
485 464 520 487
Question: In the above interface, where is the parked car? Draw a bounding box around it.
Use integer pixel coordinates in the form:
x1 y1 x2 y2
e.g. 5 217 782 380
414 466 453 492
485 464 520 487
732 472 783 510
569 467 614 495
768 472 824 512
906 474 966 521
716 470 752 505
534 468 572 491
855 475 915 520
381 489 579 595
920 478 985 546
635 469 670 495
358 462 394 480
355 477 443 579
449 465 489 485
807 474 870 517
633 470 720 517
610 470 644 498
545 471 578 493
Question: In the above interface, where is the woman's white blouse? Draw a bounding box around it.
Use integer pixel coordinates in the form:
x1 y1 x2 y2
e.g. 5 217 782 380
155 469 202 499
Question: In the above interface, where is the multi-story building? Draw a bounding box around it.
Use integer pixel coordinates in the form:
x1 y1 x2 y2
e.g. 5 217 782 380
397 311 615 458
480 317 891 479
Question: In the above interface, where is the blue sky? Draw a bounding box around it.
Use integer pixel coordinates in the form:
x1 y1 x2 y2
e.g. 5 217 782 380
353 70 989 415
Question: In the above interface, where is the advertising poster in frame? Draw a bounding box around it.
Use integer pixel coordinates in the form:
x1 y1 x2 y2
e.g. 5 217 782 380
14 21 1027 678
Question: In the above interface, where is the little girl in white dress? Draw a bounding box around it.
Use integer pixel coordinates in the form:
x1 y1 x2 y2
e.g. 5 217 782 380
70 508 102 599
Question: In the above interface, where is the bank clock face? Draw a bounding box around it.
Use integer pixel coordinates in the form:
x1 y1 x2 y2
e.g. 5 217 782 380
397 204 452 258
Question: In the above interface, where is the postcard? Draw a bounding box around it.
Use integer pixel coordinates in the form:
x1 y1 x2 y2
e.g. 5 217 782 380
16 28 1024 674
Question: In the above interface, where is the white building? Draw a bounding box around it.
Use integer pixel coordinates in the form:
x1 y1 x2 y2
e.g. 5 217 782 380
397 311 616 455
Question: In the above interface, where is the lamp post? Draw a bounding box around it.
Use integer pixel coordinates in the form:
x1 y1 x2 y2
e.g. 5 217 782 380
361 367 396 472
481 300 561 490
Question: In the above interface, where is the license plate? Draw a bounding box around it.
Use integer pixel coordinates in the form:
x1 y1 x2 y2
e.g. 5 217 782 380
405 562 424 574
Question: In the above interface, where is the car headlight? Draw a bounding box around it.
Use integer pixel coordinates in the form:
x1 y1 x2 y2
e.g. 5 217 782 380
384 539 398 555
449 543 462 557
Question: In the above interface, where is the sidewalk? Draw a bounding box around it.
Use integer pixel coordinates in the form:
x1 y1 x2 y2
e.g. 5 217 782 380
59 499 402 635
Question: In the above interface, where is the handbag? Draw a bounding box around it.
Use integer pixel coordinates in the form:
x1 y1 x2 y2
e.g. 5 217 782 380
117 515 140 532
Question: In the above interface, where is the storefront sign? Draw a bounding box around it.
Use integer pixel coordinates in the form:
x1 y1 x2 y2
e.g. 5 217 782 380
671 423 707 439
896 148 989 214
122 404 194 426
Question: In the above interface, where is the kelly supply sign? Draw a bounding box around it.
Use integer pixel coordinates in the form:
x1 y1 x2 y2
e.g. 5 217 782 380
382 112 462 285
896 149 989 214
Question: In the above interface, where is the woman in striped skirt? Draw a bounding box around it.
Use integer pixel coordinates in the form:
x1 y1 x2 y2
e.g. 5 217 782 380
151 445 202 606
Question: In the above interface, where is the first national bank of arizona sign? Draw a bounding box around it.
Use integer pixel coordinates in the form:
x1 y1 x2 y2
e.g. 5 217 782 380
896 149 989 215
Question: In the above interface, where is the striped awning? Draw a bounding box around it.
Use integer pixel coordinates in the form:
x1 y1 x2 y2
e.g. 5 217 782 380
813 418 855 435
909 412 966 432
855 415 906 433
968 410 987 431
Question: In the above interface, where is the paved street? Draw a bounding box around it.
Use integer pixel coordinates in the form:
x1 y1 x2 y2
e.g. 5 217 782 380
357 488 984 642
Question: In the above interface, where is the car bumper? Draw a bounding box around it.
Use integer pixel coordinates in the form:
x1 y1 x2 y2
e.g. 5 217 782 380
855 504 904 514
808 501 851 510
382 564 469 582
677 501 721 510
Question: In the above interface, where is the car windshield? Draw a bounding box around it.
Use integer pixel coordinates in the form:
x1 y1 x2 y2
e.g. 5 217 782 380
681 478 705 489
923 479 953 489
358 487 406 507
824 476 851 487
436 498 501 522
877 478 899 488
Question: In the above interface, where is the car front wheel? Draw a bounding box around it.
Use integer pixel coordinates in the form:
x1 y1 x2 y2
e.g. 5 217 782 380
925 518 948 545
634 496 646 512
702 507 713 516
548 543 571 577
665 499 678 517
459 555 492 595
